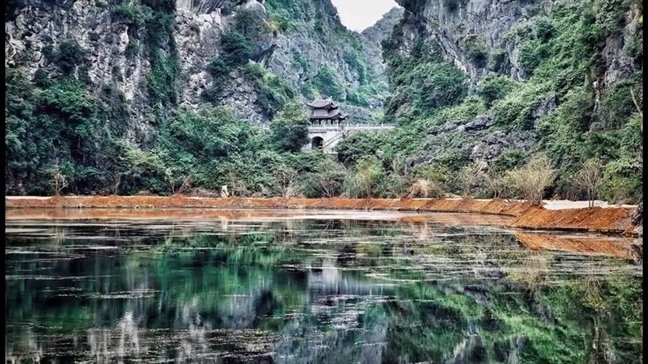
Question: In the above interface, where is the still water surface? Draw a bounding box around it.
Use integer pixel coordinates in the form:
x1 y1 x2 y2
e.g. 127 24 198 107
5 209 643 363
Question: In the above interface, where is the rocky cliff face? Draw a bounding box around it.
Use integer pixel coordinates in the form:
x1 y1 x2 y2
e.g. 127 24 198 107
5 0 389 132
390 0 641 87
6 0 230 142
359 7 404 90
380 0 642 198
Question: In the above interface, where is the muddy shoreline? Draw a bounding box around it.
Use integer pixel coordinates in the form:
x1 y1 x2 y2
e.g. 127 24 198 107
5 196 638 236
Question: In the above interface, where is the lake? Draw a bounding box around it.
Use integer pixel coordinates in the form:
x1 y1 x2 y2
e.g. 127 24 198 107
5 209 643 363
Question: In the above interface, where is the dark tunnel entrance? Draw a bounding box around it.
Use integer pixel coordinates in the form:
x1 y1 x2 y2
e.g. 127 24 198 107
312 136 324 149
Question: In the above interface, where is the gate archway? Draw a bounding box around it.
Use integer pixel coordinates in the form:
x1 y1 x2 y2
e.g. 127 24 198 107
311 136 324 149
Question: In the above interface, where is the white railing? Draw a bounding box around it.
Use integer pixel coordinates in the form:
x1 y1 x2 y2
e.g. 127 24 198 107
346 124 395 130
308 123 395 132
308 126 342 132
322 133 343 149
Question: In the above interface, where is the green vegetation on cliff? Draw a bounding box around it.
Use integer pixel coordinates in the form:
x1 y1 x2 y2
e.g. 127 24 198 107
5 0 349 196
335 0 643 203
5 0 642 203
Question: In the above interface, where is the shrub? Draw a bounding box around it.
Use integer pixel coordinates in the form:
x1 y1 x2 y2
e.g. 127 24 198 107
342 156 383 198
414 62 467 113
456 161 485 197
207 57 229 78
594 0 631 35
573 158 604 206
32 69 51 88
245 63 296 117
220 31 254 66
49 168 69 195
269 101 310 153
408 178 445 198
535 17 555 41
491 81 550 130
600 154 642 203
344 51 367 84
477 75 518 107
598 78 643 128
301 159 346 197
300 82 318 100
488 49 510 73
335 132 387 167
483 172 508 198
146 49 179 106
518 40 548 74
54 41 88 77
312 65 345 100
270 9 297 33
374 172 409 198
233 8 268 40
490 149 527 174
465 36 489 68
292 51 308 71
141 3 179 108
346 90 371 107
275 167 301 197
506 155 555 204
114 4 142 24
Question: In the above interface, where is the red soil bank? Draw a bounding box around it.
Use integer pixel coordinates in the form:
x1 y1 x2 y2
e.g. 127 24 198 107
5 196 637 235
6 196 526 213
515 233 635 260
5 207 514 227
508 206 635 234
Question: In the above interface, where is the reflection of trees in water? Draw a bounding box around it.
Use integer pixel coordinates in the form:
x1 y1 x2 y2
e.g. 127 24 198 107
379 272 642 364
507 252 550 288
83 299 213 362
5 327 44 364
272 303 389 364
6 220 643 363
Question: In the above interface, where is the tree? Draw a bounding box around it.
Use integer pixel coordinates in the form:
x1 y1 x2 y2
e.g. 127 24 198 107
483 172 507 199
343 156 382 198
574 158 604 207
415 164 450 195
225 171 248 197
335 132 386 167
457 161 485 197
270 101 310 153
50 168 68 195
310 158 346 197
275 167 300 198
408 178 445 198
219 31 253 66
506 155 555 204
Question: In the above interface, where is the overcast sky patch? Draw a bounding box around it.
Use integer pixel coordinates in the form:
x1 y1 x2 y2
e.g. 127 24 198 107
330 0 399 32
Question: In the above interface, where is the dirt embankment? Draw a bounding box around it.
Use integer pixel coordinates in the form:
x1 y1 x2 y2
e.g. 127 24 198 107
4 208 515 227
515 233 636 259
4 196 638 235
5 196 528 214
507 206 636 234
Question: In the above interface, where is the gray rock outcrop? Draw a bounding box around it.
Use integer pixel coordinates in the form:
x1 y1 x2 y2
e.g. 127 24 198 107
5 0 390 138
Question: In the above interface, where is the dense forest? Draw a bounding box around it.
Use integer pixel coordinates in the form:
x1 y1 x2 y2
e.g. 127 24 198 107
5 0 643 204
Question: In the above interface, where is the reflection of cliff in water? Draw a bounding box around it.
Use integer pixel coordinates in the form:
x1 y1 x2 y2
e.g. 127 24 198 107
5 256 395 362
5 217 643 363
271 259 393 364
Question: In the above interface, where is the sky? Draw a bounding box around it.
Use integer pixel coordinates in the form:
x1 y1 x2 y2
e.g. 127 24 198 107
330 0 399 32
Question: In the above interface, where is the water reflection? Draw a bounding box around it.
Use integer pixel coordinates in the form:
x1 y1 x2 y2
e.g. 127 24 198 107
5 212 643 363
